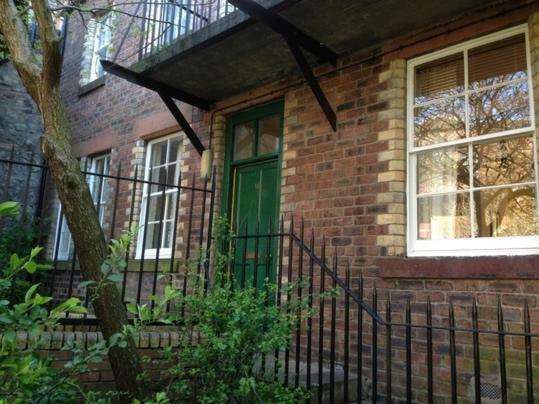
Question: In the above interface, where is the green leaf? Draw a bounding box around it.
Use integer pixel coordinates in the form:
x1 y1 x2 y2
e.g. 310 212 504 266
107 273 123 283
25 260 37 274
29 246 43 259
24 284 39 303
0 201 19 217
126 303 137 315
0 314 13 324
78 280 97 288
100 262 111 274
9 253 20 269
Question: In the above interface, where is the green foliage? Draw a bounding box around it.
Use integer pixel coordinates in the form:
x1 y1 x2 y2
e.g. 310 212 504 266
79 226 138 302
0 205 44 303
125 217 313 403
0 201 112 403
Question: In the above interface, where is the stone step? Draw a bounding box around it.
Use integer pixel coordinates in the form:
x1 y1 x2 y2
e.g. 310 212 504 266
256 354 371 403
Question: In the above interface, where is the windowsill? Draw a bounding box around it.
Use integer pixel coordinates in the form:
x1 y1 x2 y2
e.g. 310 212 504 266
79 75 106 96
378 255 539 279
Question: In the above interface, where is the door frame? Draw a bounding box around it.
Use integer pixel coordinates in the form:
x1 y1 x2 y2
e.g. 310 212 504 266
220 100 284 230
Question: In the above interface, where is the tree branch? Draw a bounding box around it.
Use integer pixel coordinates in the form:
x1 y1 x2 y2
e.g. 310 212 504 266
32 0 62 91
0 0 41 101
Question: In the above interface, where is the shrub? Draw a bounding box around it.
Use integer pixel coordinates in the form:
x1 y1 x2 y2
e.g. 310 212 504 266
126 217 313 403
0 201 109 403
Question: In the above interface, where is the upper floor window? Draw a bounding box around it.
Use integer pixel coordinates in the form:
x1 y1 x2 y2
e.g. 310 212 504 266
407 25 539 256
80 14 112 86
55 154 111 260
136 135 181 259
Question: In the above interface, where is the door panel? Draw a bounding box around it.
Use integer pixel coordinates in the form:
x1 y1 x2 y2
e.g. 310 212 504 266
232 159 279 290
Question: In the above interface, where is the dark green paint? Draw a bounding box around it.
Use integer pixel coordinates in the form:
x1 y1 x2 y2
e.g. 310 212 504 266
221 100 284 289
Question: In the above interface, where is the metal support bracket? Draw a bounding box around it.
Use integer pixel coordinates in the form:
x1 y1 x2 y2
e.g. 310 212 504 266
286 38 336 131
160 94 206 156
228 0 338 131
101 60 209 156
101 60 212 110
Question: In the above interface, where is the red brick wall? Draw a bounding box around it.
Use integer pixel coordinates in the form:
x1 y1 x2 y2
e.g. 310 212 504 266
56 3 539 401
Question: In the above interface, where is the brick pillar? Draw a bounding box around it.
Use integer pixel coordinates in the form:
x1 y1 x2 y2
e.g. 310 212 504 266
211 114 226 221
126 140 145 258
375 59 407 256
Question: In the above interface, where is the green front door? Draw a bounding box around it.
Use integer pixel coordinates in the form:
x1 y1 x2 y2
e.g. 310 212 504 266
232 159 279 289
222 101 283 290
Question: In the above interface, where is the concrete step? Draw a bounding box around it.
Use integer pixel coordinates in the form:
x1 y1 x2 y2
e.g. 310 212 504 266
255 354 371 403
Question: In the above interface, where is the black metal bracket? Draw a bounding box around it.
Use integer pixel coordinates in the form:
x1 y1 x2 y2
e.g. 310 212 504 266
101 60 210 156
101 60 212 111
159 93 206 156
228 0 338 131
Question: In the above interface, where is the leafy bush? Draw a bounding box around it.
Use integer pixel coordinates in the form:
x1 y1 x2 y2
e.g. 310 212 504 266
0 201 107 403
0 202 43 303
126 218 313 403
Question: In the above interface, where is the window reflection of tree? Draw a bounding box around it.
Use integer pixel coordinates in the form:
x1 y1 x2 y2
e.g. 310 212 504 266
416 70 536 238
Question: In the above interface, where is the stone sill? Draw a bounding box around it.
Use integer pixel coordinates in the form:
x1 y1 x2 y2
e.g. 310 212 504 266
78 75 106 96
378 255 539 279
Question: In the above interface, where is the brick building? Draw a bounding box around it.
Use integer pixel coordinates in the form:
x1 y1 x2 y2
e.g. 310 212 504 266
48 0 539 401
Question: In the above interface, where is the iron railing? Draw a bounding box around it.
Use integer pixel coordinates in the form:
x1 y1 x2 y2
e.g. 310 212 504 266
138 0 237 59
2 151 539 402
0 152 216 327
229 219 539 403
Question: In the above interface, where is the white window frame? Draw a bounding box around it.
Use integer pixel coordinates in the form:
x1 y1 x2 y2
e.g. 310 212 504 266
406 24 539 257
136 134 182 260
54 154 111 260
80 14 112 85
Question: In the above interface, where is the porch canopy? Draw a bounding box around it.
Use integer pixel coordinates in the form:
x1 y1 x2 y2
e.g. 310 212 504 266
129 0 503 102
103 0 511 153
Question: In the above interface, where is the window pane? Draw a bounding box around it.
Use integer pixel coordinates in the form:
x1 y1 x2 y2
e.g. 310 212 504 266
145 223 159 249
151 140 168 168
418 193 471 240
469 34 527 89
166 164 177 187
165 193 176 220
150 166 167 193
258 114 280 155
473 186 537 237
234 122 254 160
169 138 181 164
414 53 464 104
163 222 173 248
417 146 469 194
469 81 530 137
414 97 465 147
473 136 534 187
147 194 165 222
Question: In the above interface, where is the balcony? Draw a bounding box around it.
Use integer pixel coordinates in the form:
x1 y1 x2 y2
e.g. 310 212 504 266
131 0 504 104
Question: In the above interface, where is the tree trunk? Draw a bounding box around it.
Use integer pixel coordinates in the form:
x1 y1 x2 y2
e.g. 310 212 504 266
39 86 144 400
0 0 144 398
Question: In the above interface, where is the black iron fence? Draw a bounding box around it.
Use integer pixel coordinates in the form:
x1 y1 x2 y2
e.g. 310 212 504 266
139 0 237 58
0 154 216 327
2 153 539 403
229 219 539 403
